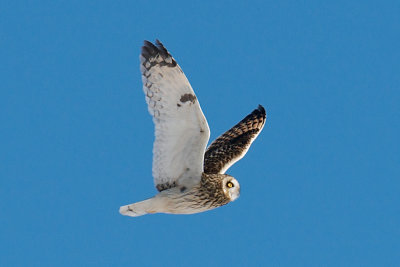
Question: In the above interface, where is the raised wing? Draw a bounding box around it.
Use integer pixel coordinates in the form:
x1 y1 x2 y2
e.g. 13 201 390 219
204 105 266 174
140 40 210 191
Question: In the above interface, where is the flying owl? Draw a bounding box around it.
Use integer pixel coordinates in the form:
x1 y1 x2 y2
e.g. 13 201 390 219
119 40 266 217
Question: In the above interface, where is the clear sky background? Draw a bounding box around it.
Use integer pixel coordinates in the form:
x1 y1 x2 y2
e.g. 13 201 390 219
1 1 399 266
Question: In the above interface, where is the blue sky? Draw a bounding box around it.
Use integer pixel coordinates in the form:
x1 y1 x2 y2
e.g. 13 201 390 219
1 1 399 266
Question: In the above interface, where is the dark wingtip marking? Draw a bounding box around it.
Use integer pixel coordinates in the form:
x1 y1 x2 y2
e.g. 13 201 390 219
254 104 266 120
141 40 158 58
155 39 169 58
257 104 265 114
141 40 177 67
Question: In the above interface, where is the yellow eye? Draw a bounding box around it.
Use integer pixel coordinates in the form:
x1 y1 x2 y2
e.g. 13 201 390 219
226 181 234 188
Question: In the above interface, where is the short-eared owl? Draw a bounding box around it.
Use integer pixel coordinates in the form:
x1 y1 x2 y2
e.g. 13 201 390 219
119 40 266 217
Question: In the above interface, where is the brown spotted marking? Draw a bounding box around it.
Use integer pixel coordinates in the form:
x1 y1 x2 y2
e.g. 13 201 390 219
180 93 197 104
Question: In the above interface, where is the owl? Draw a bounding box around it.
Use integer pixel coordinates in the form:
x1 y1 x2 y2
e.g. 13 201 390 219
119 40 266 217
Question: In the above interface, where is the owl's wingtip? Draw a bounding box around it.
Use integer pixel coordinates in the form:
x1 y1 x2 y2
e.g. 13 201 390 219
257 104 265 114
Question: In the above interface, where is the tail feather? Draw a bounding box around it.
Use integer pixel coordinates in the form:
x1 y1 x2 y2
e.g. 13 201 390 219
119 198 155 217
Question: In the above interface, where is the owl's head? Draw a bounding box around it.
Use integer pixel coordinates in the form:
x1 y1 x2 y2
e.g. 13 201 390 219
222 175 240 201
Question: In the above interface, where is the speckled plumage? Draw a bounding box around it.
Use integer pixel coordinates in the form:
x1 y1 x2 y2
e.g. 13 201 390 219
119 40 266 217
204 105 266 174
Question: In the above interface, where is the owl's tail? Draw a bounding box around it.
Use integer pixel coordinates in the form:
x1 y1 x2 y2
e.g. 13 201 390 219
119 198 156 217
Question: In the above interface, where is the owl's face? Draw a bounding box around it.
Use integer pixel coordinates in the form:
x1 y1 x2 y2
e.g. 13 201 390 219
222 175 240 201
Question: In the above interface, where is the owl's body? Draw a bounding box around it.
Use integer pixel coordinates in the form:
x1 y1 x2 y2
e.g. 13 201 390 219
119 173 239 216
119 40 266 217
